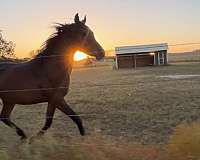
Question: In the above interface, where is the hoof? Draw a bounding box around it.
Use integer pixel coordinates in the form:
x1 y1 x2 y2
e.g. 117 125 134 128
29 136 35 144
20 136 28 144
80 129 85 136
29 131 46 144
21 135 27 140
37 130 46 137
29 135 38 144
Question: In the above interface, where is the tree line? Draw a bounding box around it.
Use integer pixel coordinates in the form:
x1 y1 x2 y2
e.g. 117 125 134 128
0 31 15 58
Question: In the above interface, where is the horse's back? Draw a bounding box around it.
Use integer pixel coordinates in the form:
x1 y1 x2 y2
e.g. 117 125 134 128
0 59 70 105
0 61 19 73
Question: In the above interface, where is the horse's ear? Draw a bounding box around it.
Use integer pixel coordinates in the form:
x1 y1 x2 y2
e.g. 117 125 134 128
82 16 86 24
74 13 80 23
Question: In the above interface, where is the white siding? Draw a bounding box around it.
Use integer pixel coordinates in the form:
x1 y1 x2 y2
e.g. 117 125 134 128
115 43 168 55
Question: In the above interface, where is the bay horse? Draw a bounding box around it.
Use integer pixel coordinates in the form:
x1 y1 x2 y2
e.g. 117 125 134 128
0 14 105 139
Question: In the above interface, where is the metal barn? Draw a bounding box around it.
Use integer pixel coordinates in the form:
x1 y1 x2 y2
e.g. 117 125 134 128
115 43 168 69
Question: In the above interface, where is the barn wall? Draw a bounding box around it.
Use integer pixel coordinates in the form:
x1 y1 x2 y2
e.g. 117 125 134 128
136 55 154 67
117 55 134 68
116 54 154 69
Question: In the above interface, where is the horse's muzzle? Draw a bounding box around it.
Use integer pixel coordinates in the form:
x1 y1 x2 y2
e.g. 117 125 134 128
96 49 105 60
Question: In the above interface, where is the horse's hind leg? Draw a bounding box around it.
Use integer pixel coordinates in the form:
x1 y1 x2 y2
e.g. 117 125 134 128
37 103 56 136
57 99 85 136
0 103 27 140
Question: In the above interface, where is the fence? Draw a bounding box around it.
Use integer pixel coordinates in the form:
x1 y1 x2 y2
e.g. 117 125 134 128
0 42 200 148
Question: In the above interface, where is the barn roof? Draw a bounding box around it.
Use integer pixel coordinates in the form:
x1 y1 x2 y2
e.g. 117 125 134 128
115 43 168 55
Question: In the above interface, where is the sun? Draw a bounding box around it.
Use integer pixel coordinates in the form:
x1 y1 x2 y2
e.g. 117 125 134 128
74 51 88 61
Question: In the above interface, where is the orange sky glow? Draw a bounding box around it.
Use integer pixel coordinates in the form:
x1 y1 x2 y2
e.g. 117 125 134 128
1 0 200 58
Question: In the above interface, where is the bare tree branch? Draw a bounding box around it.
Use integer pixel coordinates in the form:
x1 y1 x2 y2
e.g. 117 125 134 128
0 31 15 57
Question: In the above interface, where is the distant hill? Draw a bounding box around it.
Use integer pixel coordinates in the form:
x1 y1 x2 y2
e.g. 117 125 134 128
168 50 200 62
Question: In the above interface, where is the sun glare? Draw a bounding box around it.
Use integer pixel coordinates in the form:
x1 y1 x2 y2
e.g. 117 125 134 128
74 51 88 61
150 52 155 56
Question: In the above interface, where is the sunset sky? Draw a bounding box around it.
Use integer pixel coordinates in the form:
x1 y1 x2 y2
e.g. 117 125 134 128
1 0 200 58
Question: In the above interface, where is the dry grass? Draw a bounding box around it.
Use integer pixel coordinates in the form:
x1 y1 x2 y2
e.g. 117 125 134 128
8 129 200 160
0 133 169 160
0 61 200 159
167 123 200 160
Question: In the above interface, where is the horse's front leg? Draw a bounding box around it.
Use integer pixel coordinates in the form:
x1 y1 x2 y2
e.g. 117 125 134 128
57 99 85 136
37 102 56 136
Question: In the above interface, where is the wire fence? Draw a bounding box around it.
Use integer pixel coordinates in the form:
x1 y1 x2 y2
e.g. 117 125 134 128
0 77 196 103
11 42 200 60
0 71 198 94
0 42 200 147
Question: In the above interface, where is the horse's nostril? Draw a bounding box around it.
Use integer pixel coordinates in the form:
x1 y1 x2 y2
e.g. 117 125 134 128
96 54 104 60
96 51 105 60
96 56 102 60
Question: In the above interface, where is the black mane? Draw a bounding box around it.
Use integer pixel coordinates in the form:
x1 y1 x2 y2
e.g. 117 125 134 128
0 14 104 140
36 23 76 58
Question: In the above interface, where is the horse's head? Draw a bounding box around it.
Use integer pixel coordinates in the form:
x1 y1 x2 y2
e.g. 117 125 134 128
54 14 105 60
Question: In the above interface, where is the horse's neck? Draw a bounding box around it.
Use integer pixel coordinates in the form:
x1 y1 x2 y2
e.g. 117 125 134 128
37 49 75 75
36 39 76 75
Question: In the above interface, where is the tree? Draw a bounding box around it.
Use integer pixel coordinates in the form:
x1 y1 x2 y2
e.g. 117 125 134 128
0 31 15 57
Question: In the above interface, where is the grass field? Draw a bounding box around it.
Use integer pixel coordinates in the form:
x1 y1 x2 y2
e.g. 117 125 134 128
0 61 200 159
168 52 200 62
